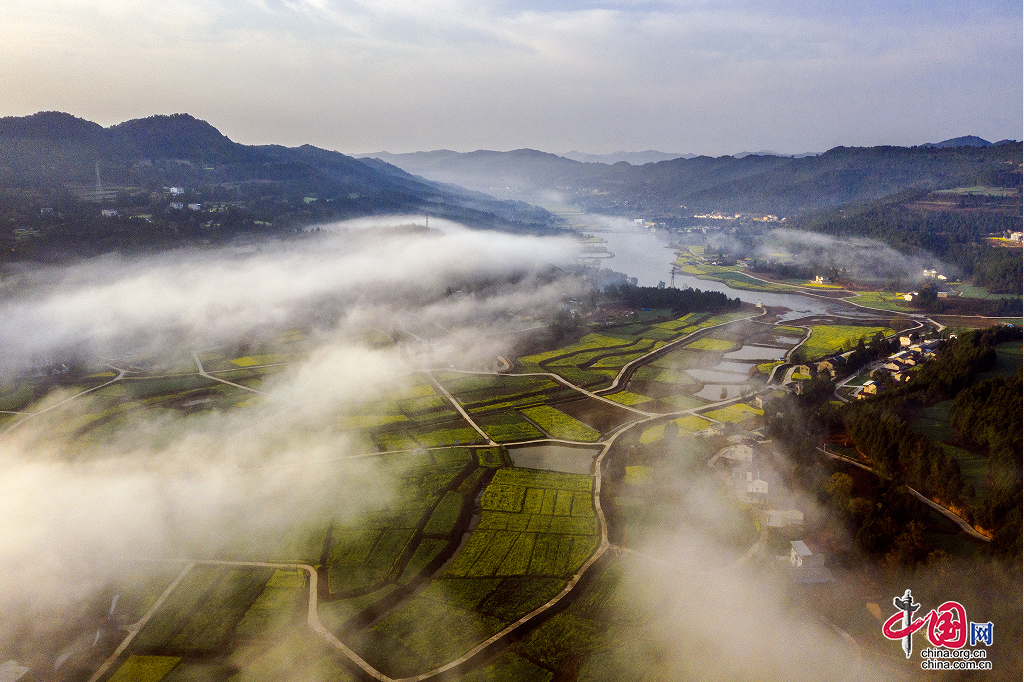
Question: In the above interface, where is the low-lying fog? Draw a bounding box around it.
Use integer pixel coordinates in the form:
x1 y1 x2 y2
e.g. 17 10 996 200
0 218 899 678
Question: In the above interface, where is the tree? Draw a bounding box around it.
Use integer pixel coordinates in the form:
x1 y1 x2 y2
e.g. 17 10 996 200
824 472 854 509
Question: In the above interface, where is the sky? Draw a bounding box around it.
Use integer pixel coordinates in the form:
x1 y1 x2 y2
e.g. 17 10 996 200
1 0 1022 155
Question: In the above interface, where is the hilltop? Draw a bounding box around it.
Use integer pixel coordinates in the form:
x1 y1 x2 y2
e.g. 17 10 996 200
0 112 559 262
359 139 1021 217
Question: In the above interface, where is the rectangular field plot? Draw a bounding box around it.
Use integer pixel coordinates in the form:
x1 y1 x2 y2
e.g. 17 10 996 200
328 452 474 594
702 403 764 423
353 596 505 678
437 375 576 416
373 430 420 451
477 412 545 442
685 337 736 352
233 569 305 638
657 394 708 410
603 391 653 406
414 425 486 446
398 538 450 584
652 312 706 331
329 529 417 594
108 656 181 682
639 416 714 443
516 333 637 370
422 491 465 536
520 405 602 442
132 566 273 654
802 325 894 360
544 366 618 390
490 468 593 491
584 341 666 368
132 566 225 651
447 469 598 579
166 568 273 652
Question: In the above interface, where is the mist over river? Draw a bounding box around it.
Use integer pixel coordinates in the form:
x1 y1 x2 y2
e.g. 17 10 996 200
592 224 884 321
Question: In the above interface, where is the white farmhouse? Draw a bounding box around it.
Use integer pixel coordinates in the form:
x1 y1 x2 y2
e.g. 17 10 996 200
779 540 834 582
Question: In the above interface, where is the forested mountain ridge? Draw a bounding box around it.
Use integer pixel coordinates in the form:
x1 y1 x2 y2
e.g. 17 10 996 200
363 142 1022 217
0 112 559 263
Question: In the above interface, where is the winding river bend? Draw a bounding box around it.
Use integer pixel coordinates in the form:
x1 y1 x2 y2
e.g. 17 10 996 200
593 226 885 320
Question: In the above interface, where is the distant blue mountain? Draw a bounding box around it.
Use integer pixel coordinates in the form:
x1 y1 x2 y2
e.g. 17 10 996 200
920 135 993 148
557 150 694 165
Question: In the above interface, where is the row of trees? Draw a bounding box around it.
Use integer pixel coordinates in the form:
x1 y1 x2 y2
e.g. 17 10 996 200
603 283 741 313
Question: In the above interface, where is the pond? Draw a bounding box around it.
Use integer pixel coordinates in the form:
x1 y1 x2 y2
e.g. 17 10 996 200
694 384 749 400
508 444 602 474
723 345 787 361
711 361 757 374
686 368 750 384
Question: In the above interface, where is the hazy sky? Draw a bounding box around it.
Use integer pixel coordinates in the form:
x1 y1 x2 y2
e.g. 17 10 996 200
2 0 1021 155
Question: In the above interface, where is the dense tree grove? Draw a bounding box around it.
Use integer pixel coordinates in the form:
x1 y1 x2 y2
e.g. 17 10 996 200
603 283 740 313
767 324 1022 564
842 325 1022 558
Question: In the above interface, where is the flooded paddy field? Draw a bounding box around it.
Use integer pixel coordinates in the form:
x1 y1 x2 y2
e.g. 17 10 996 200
507 444 603 474
724 345 788 361
554 397 639 433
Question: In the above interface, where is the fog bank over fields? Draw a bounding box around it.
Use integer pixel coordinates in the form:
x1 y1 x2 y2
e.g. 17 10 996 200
0 218 581 661
0 218 580 374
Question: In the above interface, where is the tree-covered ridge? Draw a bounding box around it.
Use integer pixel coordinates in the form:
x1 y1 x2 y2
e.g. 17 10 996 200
842 326 1022 558
0 113 561 265
950 375 1023 466
367 142 1023 217
790 187 1023 294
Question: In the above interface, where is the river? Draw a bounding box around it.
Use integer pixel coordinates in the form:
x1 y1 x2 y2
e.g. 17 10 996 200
590 226 884 320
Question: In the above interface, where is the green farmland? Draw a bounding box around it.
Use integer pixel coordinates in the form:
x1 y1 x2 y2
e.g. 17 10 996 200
11 284 961 682
800 325 894 360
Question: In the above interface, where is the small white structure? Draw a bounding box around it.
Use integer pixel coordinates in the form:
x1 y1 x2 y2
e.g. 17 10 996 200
187 203 202 211
780 540 834 582
169 202 184 210
101 209 118 217
790 540 823 568
746 478 769 502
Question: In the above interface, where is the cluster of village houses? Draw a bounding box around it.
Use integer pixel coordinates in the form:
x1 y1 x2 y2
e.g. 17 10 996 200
854 337 941 398
699 333 945 582
780 337 941 398
709 433 835 583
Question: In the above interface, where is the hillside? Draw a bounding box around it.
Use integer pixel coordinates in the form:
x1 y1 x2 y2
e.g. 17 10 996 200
0 112 559 263
362 141 1022 217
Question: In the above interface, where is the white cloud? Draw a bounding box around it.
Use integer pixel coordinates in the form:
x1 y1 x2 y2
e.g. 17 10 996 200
0 0 1019 153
